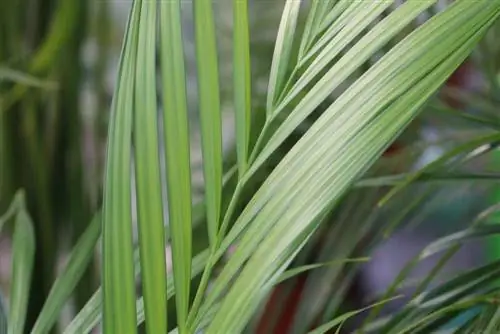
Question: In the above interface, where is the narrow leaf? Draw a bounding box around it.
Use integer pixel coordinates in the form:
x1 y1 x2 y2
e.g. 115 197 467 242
205 3 499 331
276 257 369 284
160 0 193 330
233 0 252 176
31 213 101 334
308 296 403 334
101 0 141 332
194 0 223 247
134 1 168 333
136 250 210 326
267 0 302 112
8 209 35 334
250 0 438 172
379 132 500 205
63 250 209 334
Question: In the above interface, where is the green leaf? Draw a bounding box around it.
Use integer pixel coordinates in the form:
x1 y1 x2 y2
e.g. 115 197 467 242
194 0 223 248
0 67 58 90
484 306 500 333
250 0 438 174
63 204 208 334
221 0 493 275
136 250 209 327
301 1 383 68
374 245 500 333
267 0 302 112
356 172 500 188
379 132 500 205
276 257 370 284
298 0 322 59
233 0 252 176
63 250 209 334
31 213 101 334
8 207 35 334
101 0 141 332
133 1 168 333
308 296 403 334
160 0 193 330
298 0 339 59
398 296 494 334
203 2 500 332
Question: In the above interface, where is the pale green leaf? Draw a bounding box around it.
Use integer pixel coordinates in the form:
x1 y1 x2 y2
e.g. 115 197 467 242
203 3 499 332
250 0 438 172
267 0 302 112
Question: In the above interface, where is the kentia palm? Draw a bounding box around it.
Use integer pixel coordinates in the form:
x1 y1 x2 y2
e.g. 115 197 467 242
1 1 500 333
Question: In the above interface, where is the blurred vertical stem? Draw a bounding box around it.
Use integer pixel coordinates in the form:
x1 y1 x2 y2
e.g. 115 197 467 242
1 0 93 331
63 0 94 313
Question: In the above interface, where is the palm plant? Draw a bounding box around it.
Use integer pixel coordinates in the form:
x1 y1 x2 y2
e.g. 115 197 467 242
1 0 500 333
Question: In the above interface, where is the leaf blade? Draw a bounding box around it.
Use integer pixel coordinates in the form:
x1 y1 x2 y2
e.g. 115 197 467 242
160 0 193 330
8 209 35 334
194 0 223 248
31 213 101 334
267 0 302 112
134 1 168 333
233 0 252 176
101 0 141 332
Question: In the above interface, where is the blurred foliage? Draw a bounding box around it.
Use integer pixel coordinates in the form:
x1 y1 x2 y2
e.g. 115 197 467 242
0 0 114 329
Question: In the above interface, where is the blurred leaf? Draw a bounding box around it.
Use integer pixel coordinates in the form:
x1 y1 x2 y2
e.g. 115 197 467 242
357 172 500 188
31 213 101 334
308 296 403 334
7 194 35 334
376 258 500 333
0 67 58 90
483 305 500 333
277 257 370 284
380 132 500 205
0 291 7 334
